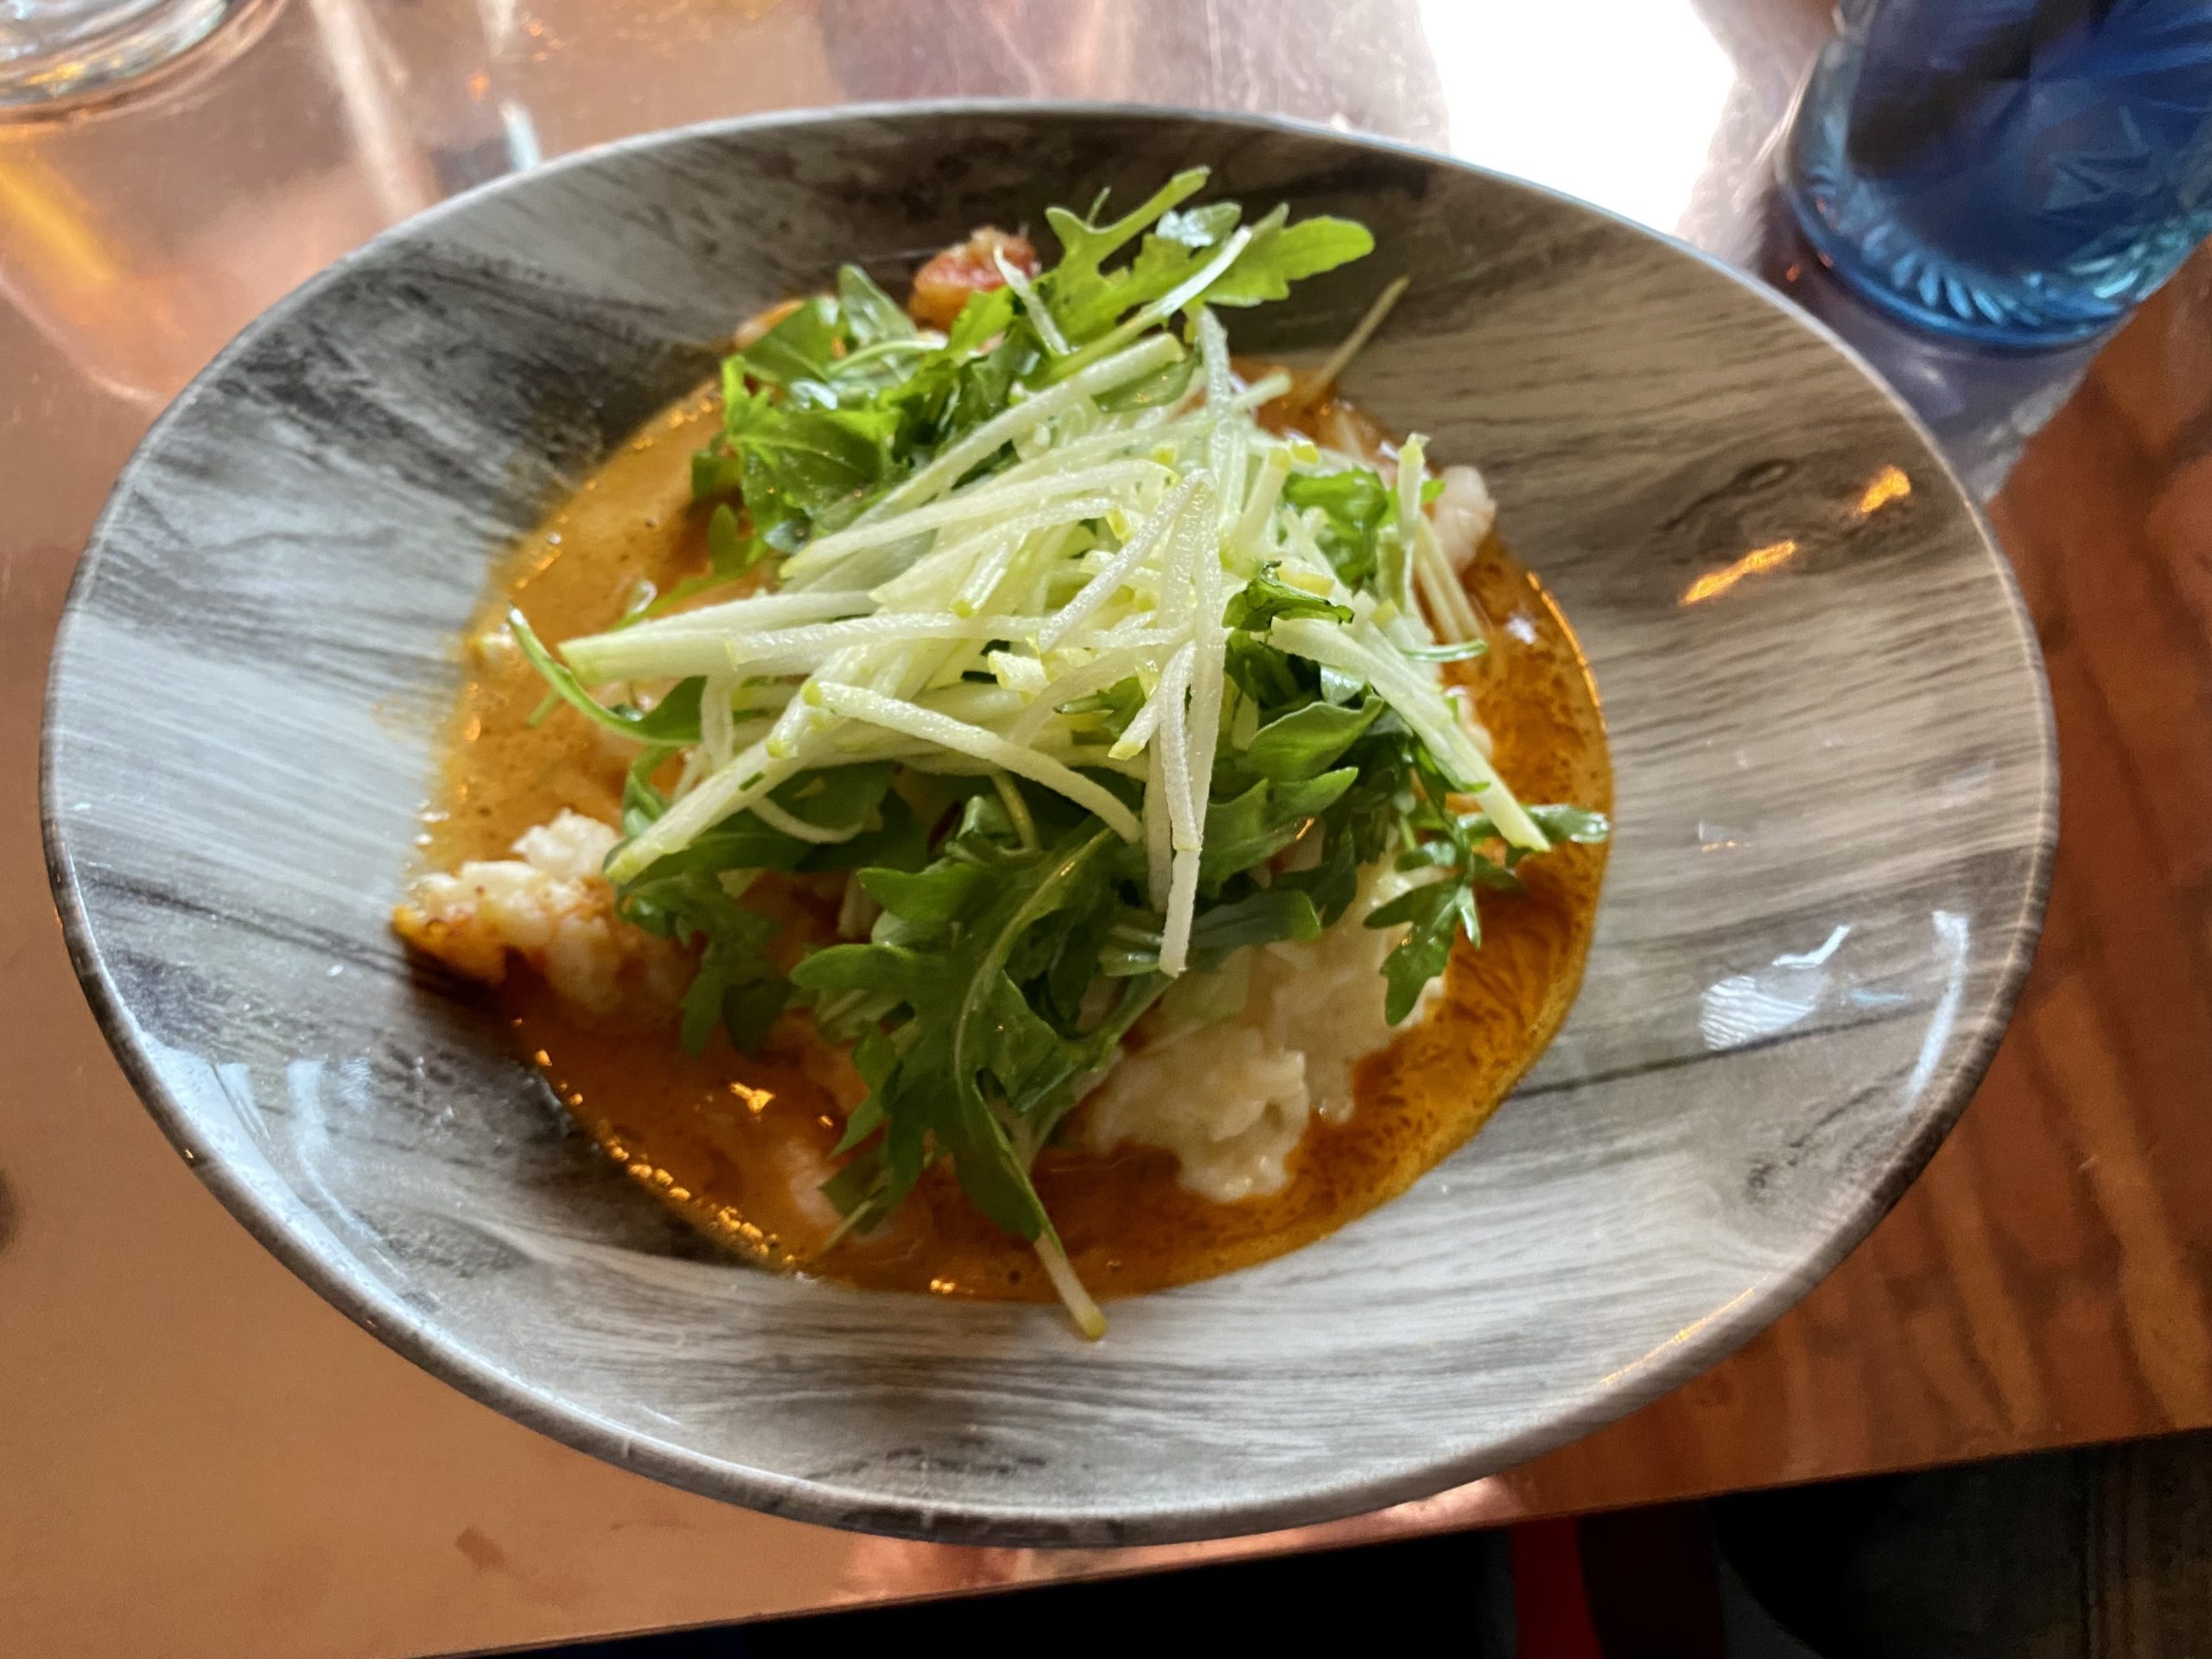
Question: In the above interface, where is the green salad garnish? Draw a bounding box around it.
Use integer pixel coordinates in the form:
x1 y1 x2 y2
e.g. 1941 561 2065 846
512 168 1606 1334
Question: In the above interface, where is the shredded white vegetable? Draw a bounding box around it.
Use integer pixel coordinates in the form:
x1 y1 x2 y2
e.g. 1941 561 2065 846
1142 737 1173 908
816 682 1143 841
1039 472 1206 649
611 739 802 880
779 458 1167 585
571 313 1542 943
861 334 1184 523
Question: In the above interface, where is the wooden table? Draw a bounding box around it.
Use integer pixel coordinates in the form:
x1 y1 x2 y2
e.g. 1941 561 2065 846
3 2 2207 1653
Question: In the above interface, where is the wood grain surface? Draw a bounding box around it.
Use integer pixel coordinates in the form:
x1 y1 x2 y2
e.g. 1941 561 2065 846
1502 247 2212 1516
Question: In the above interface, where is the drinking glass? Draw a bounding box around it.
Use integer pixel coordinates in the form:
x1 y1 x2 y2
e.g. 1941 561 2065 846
0 0 269 108
1783 0 2212 346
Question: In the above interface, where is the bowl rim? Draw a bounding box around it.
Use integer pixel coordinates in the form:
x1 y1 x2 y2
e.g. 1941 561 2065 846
40 96 2059 1546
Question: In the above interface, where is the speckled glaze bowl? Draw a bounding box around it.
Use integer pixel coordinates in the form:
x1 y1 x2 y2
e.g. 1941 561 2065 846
41 105 2055 1546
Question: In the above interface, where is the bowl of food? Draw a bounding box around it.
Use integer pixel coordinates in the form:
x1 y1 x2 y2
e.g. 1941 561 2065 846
41 104 2055 1545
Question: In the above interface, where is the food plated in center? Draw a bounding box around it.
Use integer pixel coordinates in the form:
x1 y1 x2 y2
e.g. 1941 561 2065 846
395 168 1611 1333
45 103 2057 1541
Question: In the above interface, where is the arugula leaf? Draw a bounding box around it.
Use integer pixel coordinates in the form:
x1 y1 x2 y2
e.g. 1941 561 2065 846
1199 770 1358 885
1093 351 1198 412
1366 876 1479 1024
1065 212 1242 338
1154 201 1242 249
734 296 842 397
792 817 1167 1248
1225 632 1312 707
621 744 679 836
1524 804 1612 844
1231 696 1383 784
1041 865 1123 1024
692 448 746 500
1041 168 1211 337
836 264 918 348
614 824 794 1058
944 284 1017 354
1188 887 1323 956
855 285 1040 481
610 763 931 1057
789 939 931 997
861 861 991 926
623 679 707 745
814 792 929 874
1055 675 1148 737
706 502 769 578
1206 213 1376 306
775 763 895 836
1276 823 1363 924
1283 467 1394 592
1224 564 1355 631
680 917 791 1056
715 390 899 547
1357 791 1611 1021
1450 803 1611 872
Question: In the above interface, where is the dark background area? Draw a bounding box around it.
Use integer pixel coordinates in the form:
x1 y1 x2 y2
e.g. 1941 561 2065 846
531 1427 2212 1659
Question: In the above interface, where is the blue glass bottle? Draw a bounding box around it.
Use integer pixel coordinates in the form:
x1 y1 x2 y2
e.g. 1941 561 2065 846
1783 0 2212 346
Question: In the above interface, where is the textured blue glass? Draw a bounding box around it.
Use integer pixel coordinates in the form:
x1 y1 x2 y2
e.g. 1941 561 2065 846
1783 0 2212 346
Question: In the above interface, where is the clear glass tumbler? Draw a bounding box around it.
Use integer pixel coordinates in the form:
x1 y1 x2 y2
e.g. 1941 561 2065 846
0 0 265 109
1783 0 2212 346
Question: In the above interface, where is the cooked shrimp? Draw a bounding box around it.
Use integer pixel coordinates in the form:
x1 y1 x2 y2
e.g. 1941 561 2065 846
1427 463 1497 574
394 810 690 1020
907 226 1039 331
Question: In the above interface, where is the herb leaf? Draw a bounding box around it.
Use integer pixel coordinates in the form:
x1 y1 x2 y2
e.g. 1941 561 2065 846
1041 168 1211 337
706 503 768 577
1282 467 1394 591
1224 565 1356 631
735 296 843 397
1199 770 1359 885
836 264 918 349
1233 696 1382 785
1206 214 1376 307
792 819 1168 1245
1366 876 1478 1025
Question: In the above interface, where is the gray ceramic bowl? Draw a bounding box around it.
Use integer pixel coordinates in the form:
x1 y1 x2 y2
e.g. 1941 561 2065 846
42 105 2055 1546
